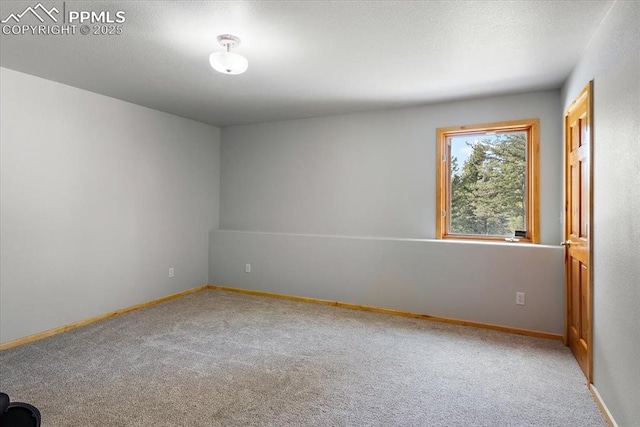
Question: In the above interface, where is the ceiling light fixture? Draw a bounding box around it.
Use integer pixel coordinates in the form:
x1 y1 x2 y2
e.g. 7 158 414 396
209 34 248 75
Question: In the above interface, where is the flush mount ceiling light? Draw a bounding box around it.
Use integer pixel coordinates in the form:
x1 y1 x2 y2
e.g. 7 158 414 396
209 34 248 75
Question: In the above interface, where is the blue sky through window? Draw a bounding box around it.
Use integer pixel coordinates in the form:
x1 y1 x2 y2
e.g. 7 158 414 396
450 135 482 175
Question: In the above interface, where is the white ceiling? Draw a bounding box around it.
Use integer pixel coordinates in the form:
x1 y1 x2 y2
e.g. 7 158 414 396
0 1 614 126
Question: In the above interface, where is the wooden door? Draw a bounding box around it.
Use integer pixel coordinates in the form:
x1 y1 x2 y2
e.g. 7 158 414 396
564 82 593 382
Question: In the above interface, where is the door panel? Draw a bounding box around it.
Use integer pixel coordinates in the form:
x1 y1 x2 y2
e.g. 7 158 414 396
580 266 590 342
564 82 593 382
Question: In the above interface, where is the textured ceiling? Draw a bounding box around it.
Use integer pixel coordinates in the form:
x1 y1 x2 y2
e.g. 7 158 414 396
0 1 614 126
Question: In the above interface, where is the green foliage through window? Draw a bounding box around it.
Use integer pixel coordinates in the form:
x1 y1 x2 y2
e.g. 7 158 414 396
448 132 527 236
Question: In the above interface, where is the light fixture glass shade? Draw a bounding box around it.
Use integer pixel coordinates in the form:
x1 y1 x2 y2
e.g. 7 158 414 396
209 51 248 75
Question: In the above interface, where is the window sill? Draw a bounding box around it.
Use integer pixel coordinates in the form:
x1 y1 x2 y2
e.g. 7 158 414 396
215 230 560 249
441 235 535 244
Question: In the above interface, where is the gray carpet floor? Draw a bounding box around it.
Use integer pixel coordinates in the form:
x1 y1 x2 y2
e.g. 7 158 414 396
0 290 605 426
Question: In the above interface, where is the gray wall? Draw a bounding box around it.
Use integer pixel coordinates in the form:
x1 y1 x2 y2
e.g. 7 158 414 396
0 67 221 344
211 90 565 334
211 231 564 333
561 2 640 425
220 90 563 244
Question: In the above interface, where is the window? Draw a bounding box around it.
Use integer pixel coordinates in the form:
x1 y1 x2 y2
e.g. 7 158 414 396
436 119 539 243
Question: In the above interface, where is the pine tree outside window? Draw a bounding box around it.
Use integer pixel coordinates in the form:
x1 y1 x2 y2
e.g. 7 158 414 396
436 119 540 243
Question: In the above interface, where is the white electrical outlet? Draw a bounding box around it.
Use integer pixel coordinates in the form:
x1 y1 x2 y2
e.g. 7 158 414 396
245 263 251 273
516 292 525 305
169 267 175 278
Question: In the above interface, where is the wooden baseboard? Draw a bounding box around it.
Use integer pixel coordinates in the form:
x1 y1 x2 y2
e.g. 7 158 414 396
590 384 619 427
207 285 562 341
1 283 562 351
0 285 209 351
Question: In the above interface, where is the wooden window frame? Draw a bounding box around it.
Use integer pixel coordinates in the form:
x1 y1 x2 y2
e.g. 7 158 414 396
435 118 540 243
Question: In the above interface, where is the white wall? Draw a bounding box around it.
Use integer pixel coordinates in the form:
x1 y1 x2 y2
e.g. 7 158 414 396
561 2 640 426
211 90 565 334
0 67 221 344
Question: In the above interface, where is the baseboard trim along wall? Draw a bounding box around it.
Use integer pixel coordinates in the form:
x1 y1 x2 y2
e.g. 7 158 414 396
1 283 563 351
0 285 209 351
589 384 619 427
207 284 563 341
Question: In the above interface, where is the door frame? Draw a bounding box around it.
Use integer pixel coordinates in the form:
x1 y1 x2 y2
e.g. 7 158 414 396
563 81 594 383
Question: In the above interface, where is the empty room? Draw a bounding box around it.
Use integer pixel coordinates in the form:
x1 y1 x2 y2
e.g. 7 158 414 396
0 1 638 426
